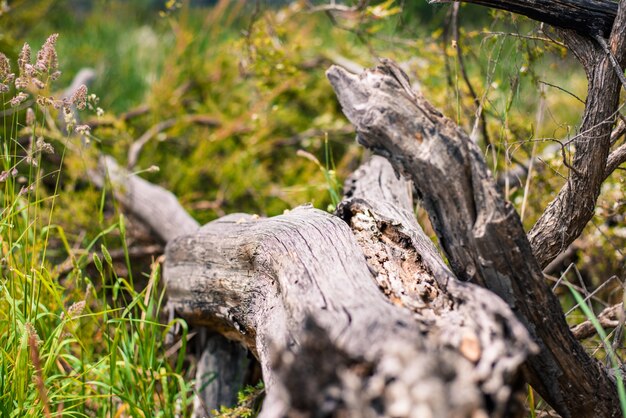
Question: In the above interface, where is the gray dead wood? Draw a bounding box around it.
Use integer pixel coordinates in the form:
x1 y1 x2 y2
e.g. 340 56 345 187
164 162 536 418
96 156 199 243
571 303 625 340
337 156 536 416
327 61 622 417
192 332 250 417
92 156 248 415
429 0 617 38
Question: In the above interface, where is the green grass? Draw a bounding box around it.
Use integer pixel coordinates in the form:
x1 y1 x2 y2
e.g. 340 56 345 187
1 2 625 417
0 36 194 417
567 283 626 418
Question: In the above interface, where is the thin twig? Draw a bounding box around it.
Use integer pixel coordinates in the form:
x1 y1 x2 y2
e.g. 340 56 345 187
481 31 566 48
127 115 221 169
571 302 625 340
538 80 585 104
452 3 491 146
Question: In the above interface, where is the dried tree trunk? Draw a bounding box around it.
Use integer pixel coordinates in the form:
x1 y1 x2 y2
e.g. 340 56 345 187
163 155 535 417
528 9 626 268
326 61 621 417
437 0 626 273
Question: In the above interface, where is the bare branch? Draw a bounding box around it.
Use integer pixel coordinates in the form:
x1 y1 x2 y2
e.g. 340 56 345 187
429 0 618 38
606 142 626 178
572 303 625 340
91 156 199 243
528 2 626 268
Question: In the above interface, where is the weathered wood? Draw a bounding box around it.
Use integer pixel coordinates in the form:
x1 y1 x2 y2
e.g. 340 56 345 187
432 1 626 270
192 332 250 416
96 156 199 243
606 141 626 177
571 303 625 340
164 161 536 417
527 2 626 269
430 0 618 38
337 156 536 416
327 61 622 417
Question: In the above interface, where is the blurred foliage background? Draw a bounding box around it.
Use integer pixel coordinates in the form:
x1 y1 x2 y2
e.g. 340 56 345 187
0 0 624 416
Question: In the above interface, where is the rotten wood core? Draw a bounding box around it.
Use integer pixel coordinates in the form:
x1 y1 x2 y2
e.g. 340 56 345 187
327 61 622 418
93 1 626 414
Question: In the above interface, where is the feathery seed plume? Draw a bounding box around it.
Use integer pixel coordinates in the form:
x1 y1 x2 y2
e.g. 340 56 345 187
24 322 42 346
60 300 86 321
71 84 87 110
17 43 31 76
35 34 59 74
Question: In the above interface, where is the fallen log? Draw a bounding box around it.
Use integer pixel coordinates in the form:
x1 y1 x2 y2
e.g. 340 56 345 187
164 155 535 417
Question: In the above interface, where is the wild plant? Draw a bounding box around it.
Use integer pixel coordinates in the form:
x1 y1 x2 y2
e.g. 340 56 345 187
0 34 192 417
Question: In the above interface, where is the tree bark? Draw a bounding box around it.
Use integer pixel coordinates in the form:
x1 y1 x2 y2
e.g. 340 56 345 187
429 0 618 38
192 332 250 417
435 0 626 273
164 156 535 417
327 61 622 417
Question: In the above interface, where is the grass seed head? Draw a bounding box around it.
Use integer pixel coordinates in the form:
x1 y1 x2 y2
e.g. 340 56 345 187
0 52 10 78
35 34 59 74
65 300 86 320
25 322 42 347
36 137 54 154
71 84 87 110
10 91 28 107
17 42 31 77
74 124 90 136
26 107 35 126
0 52 13 92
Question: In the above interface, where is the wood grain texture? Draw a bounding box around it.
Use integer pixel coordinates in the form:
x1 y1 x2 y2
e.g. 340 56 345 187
430 0 618 37
327 61 621 418
165 179 535 418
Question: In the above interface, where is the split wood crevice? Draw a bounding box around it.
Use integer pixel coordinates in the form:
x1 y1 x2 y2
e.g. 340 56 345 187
97 2 626 417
